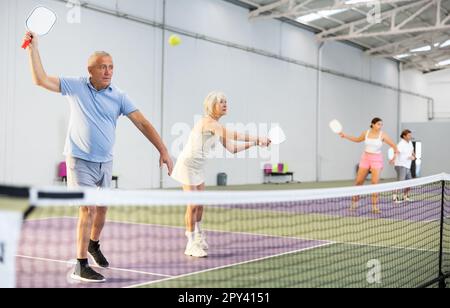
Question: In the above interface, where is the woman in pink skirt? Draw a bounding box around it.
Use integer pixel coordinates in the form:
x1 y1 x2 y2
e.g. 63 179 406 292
339 118 399 214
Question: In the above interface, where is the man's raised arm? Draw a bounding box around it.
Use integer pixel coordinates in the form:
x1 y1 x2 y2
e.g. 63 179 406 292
24 31 61 93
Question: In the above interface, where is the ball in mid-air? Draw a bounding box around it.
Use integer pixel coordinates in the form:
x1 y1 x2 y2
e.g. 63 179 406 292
168 34 181 47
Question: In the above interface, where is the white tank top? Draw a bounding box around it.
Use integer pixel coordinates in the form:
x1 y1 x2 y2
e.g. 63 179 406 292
171 120 220 186
179 130 219 163
365 130 383 154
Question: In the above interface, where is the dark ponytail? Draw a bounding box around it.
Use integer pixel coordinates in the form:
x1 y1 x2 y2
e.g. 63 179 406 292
370 117 382 128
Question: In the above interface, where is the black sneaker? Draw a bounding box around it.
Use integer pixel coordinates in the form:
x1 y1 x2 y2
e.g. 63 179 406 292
88 240 110 268
71 263 106 283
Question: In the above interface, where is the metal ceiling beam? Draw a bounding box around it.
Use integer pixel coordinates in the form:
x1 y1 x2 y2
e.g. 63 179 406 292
248 0 289 18
406 48 450 63
249 0 417 21
401 47 450 71
350 7 393 46
361 0 450 72
371 32 450 58
317 0 433 40
317 0 450 41
241 0 450 72
365 32 440 55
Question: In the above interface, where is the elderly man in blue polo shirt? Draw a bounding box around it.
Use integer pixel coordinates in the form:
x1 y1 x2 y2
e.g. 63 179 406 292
24 31 173 283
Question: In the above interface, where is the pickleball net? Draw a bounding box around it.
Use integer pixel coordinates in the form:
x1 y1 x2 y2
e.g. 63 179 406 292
1 173 450 288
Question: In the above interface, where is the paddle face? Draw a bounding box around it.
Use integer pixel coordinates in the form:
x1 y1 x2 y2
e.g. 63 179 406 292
388 148 395 161
22 7 57 49
329 119 343 134
268 126 286 145
415 142 422 159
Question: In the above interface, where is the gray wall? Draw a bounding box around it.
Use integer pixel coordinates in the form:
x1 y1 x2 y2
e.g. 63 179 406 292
1 0 163 187
318 42 398 181
402 122 450 175
1 0 428 188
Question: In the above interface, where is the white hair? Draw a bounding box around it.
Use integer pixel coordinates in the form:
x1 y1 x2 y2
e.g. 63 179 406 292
88 51 112 67
203 91 227 118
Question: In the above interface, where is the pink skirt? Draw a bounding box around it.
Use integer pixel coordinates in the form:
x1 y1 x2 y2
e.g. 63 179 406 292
359 152 383 170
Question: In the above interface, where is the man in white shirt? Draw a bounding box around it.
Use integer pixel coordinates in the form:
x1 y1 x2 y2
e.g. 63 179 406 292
393 129 416 203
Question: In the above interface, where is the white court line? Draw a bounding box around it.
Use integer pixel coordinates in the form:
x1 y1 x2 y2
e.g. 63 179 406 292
19 217 445 288
124 239 443 288
24 216 72 222
21 217 335 282
25 204 447 227
124 242 334 288
95 219 445 254
33 216 442 254
16 255 173 278
421 214 450 223
106 218 329 243
34 216 330 243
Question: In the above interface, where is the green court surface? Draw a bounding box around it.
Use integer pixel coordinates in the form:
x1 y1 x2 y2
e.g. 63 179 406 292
173 179 397 191
145 244 447 288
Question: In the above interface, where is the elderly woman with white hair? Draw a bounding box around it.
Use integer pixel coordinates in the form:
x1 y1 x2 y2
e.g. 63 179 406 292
171 92 271 258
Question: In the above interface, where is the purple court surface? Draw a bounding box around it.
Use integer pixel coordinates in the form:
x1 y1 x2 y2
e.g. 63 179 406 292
220 191 443 223
16 218 329 288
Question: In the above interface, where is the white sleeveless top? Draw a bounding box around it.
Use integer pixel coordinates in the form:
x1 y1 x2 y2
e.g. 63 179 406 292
365 130 383 154
171 129 219 186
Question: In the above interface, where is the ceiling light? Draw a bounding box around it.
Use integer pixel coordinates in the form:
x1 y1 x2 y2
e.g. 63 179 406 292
297 9 347 23
410 45 431 52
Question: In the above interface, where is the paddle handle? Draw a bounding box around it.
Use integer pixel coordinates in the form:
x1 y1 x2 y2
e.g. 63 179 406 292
22 38 32 49
22 33 34 49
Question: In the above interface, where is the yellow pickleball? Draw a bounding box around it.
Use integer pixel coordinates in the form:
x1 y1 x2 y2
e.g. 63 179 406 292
168 34 181 47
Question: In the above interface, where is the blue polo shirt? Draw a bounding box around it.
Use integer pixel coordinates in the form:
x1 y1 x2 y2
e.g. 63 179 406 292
60 77 138 163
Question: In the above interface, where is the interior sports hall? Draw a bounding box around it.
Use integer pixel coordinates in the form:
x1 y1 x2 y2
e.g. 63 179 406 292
1 0 450 289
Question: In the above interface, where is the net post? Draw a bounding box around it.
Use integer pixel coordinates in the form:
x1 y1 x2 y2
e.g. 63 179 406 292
438 180 447 289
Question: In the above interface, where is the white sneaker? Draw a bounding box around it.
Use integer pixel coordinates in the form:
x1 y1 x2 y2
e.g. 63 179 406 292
394 197 403 204
195 232 209 250
404 195 413 202
184 242 208 258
